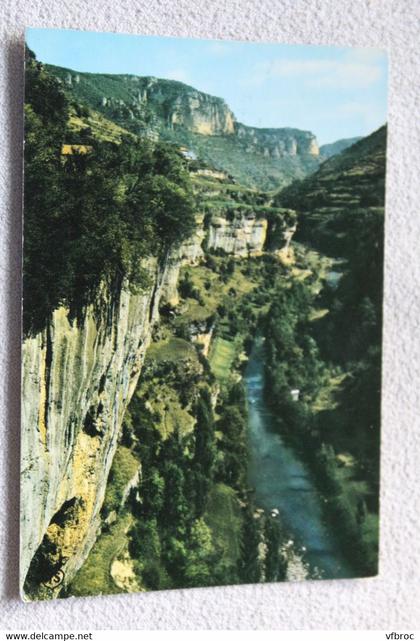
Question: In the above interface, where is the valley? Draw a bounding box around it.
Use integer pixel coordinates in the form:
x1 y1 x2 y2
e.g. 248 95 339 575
21 49 384 599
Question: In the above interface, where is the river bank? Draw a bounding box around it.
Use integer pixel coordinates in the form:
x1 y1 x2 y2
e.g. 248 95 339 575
245 335 355 580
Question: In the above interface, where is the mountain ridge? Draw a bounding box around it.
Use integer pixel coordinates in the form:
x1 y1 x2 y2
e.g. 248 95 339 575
277 125 386 213
45 62 320 190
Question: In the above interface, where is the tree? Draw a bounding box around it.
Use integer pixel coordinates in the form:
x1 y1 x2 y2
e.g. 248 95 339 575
182 518 216 587
264 518 287 582
193 390 216 479
238 508 261 584
138 468 165 518
23 51 197 334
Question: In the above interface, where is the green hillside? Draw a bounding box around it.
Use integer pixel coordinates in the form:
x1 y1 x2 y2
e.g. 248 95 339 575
263 125 386 574
45 63 321 190
278 126 386 211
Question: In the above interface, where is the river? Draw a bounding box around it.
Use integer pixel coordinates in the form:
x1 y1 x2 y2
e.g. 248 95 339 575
244 335 355 581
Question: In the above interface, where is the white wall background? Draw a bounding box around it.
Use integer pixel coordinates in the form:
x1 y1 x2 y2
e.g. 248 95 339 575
0 0 419 630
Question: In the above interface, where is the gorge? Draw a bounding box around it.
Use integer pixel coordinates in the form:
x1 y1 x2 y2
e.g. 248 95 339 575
245 336 355 580
21 50 385 599
46 63 322 190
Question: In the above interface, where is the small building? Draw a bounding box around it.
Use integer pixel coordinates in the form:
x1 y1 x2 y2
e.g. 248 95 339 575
290 389 300 402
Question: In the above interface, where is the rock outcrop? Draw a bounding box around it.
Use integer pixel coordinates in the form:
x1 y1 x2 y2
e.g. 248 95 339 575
235 123 319 159
21 208 297 599
47 64 322 189
207 214 268 257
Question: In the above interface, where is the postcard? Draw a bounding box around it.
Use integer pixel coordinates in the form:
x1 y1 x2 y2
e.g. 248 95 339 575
21 27 387 600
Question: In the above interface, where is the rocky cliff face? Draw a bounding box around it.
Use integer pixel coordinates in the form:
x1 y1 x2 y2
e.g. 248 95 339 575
50 67 236 138
234 124 319 159
278 126 387 213
114 76 236 136
21 209 296 599
159 208 297 306
207 214 268 257
47 64 322 189
160 215 206 307
21 256 173 600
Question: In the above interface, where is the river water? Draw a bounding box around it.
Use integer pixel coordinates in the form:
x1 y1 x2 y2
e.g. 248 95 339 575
244 335 355 580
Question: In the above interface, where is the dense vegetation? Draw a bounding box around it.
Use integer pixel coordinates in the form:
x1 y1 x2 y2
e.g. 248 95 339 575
262 128 386 574
24 48 195 334
122 255 289 589
278 126 386 213
67 255 288 596
263 271 379 574
66 120 385 588
44 63 321 191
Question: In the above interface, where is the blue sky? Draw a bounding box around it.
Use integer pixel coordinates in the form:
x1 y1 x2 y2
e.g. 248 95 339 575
26 28 388 145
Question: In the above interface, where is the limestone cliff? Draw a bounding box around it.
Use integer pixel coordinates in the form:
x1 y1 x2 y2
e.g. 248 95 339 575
47 63 322 189
157 208 297 306
207 214 268 257
21 256 173 599
48 67 236 138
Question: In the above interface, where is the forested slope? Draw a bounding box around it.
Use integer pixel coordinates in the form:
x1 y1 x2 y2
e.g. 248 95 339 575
265 126 386 574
